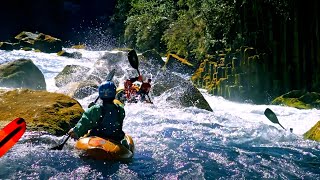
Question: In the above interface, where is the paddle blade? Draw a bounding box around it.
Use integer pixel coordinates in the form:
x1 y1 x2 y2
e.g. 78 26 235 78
264 108 279 123
50 144 64 150
106 69 116 81
50 135 70 150
128 49 139 69
264 108 286 130
0 118 26 157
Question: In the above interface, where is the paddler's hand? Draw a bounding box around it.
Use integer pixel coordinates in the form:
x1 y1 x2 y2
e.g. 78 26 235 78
68 128 78 139
88 102 95 108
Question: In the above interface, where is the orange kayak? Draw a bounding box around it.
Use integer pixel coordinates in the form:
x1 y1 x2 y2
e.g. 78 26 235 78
75 134 134 160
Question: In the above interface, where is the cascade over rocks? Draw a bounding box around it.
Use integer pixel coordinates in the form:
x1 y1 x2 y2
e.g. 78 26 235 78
127 49 213 111
0 59 46 90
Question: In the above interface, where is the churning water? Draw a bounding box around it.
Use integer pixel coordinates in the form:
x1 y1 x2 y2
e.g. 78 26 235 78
0 49 320 179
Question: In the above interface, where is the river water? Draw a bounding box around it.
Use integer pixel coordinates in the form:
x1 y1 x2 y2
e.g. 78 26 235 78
0 49 320 179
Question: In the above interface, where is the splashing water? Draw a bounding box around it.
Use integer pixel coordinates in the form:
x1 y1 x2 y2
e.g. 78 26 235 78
0 49 320 179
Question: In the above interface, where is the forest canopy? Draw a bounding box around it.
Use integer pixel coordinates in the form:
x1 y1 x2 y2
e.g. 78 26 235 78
112 0 295 61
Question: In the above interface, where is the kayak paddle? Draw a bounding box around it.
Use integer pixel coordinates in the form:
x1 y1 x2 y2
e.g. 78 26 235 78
0 118 26 157
264 108 286 130
128 49 140 75
128 49 153 103
50 134 70 150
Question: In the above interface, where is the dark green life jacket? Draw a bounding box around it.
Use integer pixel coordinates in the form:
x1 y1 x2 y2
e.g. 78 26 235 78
89 102 125 141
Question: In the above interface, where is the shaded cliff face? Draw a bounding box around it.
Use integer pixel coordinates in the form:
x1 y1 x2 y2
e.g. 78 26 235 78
0 0 116 45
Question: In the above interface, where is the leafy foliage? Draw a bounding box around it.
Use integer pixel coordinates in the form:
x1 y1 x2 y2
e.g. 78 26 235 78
113 0 295 62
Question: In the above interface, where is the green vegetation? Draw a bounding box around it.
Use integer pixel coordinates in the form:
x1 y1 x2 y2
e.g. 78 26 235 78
112 0 296 63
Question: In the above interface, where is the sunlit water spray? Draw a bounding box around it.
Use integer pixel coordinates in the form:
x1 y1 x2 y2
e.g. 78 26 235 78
0 49 320 179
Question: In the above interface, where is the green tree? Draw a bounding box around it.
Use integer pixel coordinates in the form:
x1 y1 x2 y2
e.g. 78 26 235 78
124 0 177 52
110 0 133 46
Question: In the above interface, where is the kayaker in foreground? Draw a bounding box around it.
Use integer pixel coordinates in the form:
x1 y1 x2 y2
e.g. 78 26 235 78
68 81 128 147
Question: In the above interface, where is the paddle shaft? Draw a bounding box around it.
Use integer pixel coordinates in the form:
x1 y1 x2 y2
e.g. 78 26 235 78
134 61 152 103
50 134 70 150
61 135 70 146
278 123 286 130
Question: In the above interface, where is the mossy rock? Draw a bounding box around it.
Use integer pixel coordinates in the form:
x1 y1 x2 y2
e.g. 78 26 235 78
0 42 20 51
191 61 206 82
164 54 195 75
282 90 306 98
15 31 62 53
20 47 33 51
303 121 320 142
71 44 86 49
271 96 311 109
111 48 132 52
0 59 46 90
0 89 84 135
272 90 320 109
57 50 82 59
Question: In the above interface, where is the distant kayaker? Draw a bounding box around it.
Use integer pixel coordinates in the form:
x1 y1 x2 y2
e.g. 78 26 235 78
68 81 127 146
124 75 143 102
137 78 152 103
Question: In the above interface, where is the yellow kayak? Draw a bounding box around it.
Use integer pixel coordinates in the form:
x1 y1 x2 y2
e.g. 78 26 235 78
75 134 134 160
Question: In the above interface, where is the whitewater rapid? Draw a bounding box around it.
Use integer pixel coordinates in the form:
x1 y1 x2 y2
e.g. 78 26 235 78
0 49 320 179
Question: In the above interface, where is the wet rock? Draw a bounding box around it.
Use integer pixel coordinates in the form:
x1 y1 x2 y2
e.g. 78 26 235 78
57 50 82 59
153 71 212 112
55 65 90 87
304 121 320 142
0 59 46 90
56 81 98 99
15 31 62 53
164 54 196 75
272 90 320 109
0 42 19 51
141 49 165 68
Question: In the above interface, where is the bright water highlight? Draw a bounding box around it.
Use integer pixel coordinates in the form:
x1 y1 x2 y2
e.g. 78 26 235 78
0 49 320 179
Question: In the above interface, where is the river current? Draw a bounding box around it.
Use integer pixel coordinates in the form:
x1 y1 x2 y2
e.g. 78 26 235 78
0 49 320 179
